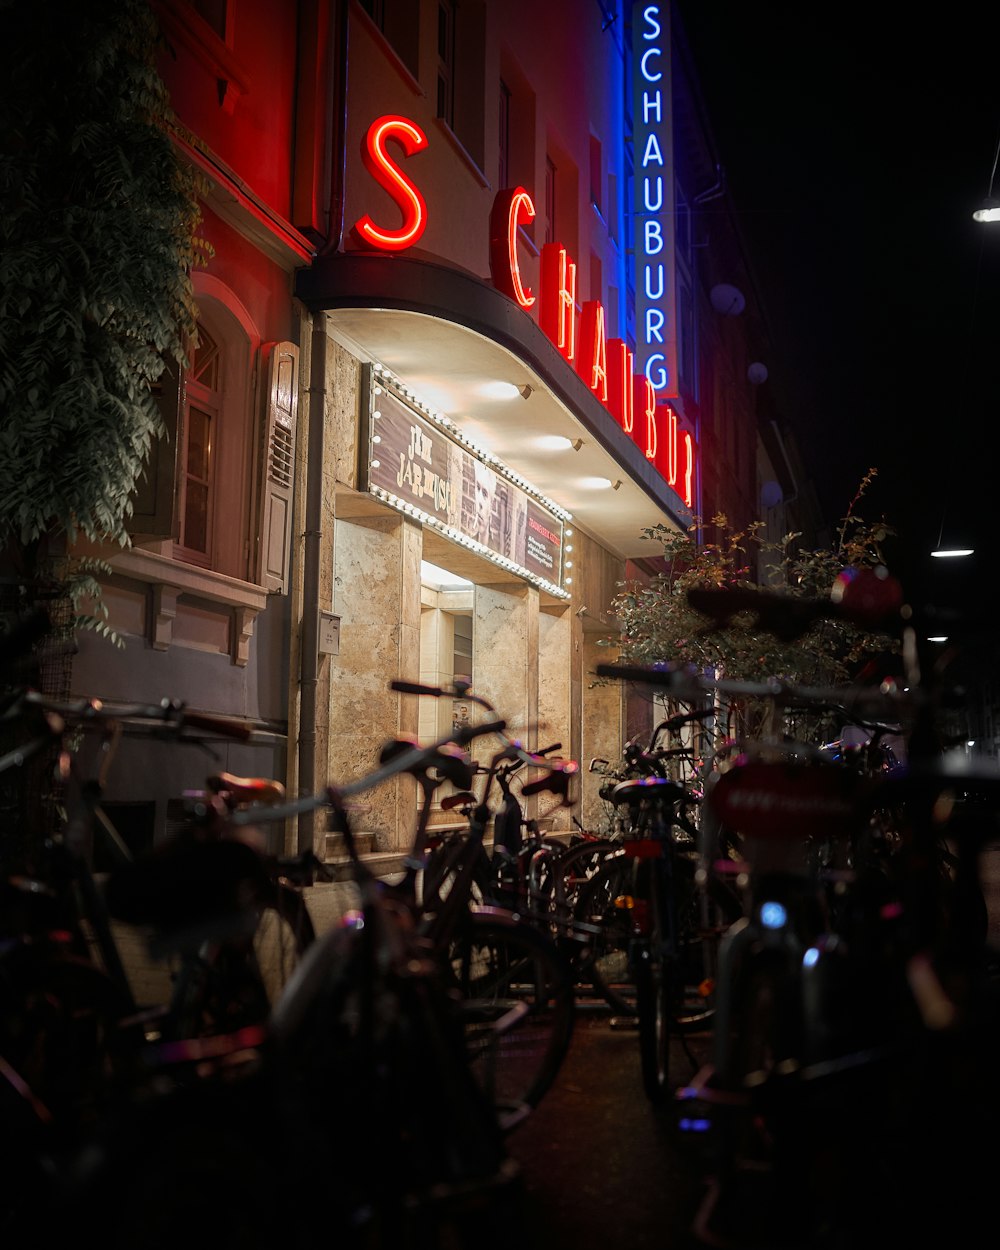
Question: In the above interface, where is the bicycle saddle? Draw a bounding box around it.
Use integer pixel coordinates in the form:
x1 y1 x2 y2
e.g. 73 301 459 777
208 772 286 805
608 777 688 806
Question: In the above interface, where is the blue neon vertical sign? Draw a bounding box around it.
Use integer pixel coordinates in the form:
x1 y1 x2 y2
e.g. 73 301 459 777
632 2 678 399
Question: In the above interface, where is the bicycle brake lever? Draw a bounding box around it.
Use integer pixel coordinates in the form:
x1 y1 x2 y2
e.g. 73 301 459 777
520 760 580 799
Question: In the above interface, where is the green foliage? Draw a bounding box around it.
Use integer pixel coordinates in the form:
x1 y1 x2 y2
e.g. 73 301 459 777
60 554 126 649
600 470 899 689
0 0 206 551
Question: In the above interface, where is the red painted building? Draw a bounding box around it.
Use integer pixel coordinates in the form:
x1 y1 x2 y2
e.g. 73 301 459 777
72 0 818 857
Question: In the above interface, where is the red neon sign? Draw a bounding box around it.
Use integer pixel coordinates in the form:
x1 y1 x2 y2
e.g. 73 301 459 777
681 431 694 507
540 243 577 362
349 113 697 513
633 376 657 460
653 403 695 508
489 187 536 308
578 301 608 402
607 339 634 433
353 115 428 251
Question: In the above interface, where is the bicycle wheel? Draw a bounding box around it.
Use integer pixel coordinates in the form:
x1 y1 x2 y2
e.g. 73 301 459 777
672 851 743 1011
0 947 136 1140
507 835 570 915
64 1067 286 1250
551 837 622 913
253 880 316 1005
422 834 493 908
573 851 635 1013
446 907 575 1130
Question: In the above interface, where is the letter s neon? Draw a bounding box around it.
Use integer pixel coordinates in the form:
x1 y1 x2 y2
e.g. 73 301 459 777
353 115 428 251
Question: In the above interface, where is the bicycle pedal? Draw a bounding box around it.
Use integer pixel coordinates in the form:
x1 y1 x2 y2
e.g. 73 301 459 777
608 1015 640 1030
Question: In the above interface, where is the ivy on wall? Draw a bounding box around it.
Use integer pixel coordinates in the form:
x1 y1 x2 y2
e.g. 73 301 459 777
0 0 206 560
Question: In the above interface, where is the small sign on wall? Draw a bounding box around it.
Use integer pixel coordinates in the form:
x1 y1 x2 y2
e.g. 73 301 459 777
319 611 341 655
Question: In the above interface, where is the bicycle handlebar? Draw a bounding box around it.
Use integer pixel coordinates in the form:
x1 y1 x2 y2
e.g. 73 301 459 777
595 662 922 725
519 758 579 800
0 690 256 745
229 716 509 825
660 707 714 733
390 677 496 713
389 677 570 775
686 570 995 645
391 679 455 699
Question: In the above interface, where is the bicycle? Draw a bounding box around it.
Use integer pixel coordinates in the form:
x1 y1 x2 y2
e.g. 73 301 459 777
396 680 647 1022
577 688 743 1102
0 684 286 1237
42 712 538 1249
103 767 331 1042
385 680 584 1121
415 710 572 920
618 570 1000 1245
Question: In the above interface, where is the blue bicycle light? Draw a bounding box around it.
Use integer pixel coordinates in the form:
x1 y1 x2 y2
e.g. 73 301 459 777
760 900 787 929
803 946 820 967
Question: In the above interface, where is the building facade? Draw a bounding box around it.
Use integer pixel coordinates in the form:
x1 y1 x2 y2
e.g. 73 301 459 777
71 0 817 857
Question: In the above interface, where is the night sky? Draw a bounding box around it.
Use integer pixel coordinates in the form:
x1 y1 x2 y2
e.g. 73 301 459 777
674 2 1000 611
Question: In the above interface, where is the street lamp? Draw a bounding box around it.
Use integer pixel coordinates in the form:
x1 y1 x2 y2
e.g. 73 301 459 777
930 546 974 558
930 504 974 560
972 129 1000 222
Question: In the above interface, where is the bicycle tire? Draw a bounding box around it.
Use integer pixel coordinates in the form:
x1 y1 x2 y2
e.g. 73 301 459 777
253 880 316 1003
634 857 673 1102
577 848 741 1018
495 835 572 920
622 845 744 1101
446 907 575 1130
551 837 622 913
422 834 493 908
673 851 743 1006
274 908 515 1236
0 947 138 1132
64 1067 286 1250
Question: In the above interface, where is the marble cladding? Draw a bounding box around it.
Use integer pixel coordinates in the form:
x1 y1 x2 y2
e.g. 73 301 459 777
580 635 626 835
328 512 421 850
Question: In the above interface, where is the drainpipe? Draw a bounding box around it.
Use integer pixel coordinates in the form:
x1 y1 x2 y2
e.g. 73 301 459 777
297 314 328 853
296 0 349 853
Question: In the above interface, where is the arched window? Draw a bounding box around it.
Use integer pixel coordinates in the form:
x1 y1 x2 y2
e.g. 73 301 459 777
130 281 299 592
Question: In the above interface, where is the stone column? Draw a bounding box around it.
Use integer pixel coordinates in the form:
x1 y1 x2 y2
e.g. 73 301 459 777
539 602 572 831
328 513 422 851
580 635 625 835
473 580 537 752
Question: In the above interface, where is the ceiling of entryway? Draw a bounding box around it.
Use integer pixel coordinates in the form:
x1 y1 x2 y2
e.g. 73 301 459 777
325 305 687 562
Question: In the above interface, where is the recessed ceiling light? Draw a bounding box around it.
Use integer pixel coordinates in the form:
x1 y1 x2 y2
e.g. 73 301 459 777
479 381 522 400
421 560 472 589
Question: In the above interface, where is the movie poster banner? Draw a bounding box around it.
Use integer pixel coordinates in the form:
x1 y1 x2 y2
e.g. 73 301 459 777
363 381 565 592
